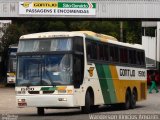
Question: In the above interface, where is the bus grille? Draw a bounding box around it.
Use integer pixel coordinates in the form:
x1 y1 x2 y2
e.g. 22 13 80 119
43 91 54 94
28 91 39 94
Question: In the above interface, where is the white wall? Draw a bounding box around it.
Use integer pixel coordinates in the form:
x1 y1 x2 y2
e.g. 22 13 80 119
142 36 157 68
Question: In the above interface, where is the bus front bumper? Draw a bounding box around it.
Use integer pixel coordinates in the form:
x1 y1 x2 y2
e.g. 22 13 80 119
16 95 76 108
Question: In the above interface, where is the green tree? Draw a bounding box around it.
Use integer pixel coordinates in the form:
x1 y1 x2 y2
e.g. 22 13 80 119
123 21 141 43
0 24 19 82
47 21 67 31
1 24 20 49
12 20 142 44
126 32 137 43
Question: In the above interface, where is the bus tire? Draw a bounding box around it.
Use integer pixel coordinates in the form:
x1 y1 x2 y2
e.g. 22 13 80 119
130 89 137 109
123 90 130 110
82 91 91 114
37 107 44 116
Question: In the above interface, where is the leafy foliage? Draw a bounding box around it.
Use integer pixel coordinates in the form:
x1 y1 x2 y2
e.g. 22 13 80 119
0 20 142 52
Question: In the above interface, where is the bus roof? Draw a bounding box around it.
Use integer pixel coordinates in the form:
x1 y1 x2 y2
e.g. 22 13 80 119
20 31 117 41
20 31 143 50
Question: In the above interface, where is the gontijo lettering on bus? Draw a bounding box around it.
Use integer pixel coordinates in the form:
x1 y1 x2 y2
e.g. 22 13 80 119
19 1 96 15
117 66 146 80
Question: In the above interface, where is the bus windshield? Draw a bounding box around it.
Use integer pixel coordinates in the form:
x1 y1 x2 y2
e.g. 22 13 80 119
18 38 72 52
16 54 73 86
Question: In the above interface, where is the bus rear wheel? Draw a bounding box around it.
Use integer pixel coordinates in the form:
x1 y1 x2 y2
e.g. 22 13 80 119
37 107 44 116
130 90 137 109
81 91 92 114
123 90 130 110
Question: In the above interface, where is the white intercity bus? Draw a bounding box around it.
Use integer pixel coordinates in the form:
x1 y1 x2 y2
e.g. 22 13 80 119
15 31 147 115
7 44 18 84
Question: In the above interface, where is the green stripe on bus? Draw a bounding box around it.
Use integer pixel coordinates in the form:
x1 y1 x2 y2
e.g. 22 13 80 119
96 64 111 104
41 87 56 91
95 64 117 104
103 65 117 103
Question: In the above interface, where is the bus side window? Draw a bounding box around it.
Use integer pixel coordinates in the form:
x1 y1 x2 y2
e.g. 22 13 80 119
120 48 124 63
104 44 109 61
92 43 97 60
73 55 84 88
137 51 141 65
129 50 136 64
86 40 97 60
114 46 119 62
120 48 128 64
129 50 132 64
140 51 145 65
136 51 145 66
98 44 104 61
109 46 119 62
133 50 136 64
73 37 84 53
86 41 91 59
73 37 84 88
124 48 128 63
109 46 114 61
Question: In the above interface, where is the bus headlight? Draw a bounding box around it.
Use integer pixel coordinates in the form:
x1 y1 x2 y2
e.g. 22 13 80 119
16 91 26 94
58 90 66 94
18 99 25 102
58 89 73 94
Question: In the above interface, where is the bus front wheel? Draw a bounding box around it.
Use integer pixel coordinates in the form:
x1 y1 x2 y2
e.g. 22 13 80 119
81 91 92 114
37 107 44 116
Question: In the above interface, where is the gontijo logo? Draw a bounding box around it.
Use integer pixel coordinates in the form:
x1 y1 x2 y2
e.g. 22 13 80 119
33 2 58 8
88 67 94 77
21 2 31 8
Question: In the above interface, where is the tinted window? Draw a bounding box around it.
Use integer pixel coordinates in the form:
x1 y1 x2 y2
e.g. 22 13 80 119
104 45 109 61
129 50 136 64
98 44 104 60
109 46 119 62
120 48 128 63
18 38 72 52
86 40 97 60
73 37 84 53
137 51 145 65
114 46 119 62
39 40 51 51
109 46 114 61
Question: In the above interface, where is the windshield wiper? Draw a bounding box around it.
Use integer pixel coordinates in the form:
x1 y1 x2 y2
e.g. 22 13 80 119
50 81 56 87
52 81 62 85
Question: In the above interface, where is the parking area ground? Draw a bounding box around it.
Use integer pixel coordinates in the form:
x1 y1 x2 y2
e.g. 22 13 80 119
0 87 160 120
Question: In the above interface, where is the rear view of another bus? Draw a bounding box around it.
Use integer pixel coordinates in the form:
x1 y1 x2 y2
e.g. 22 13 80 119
7 44 18 84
